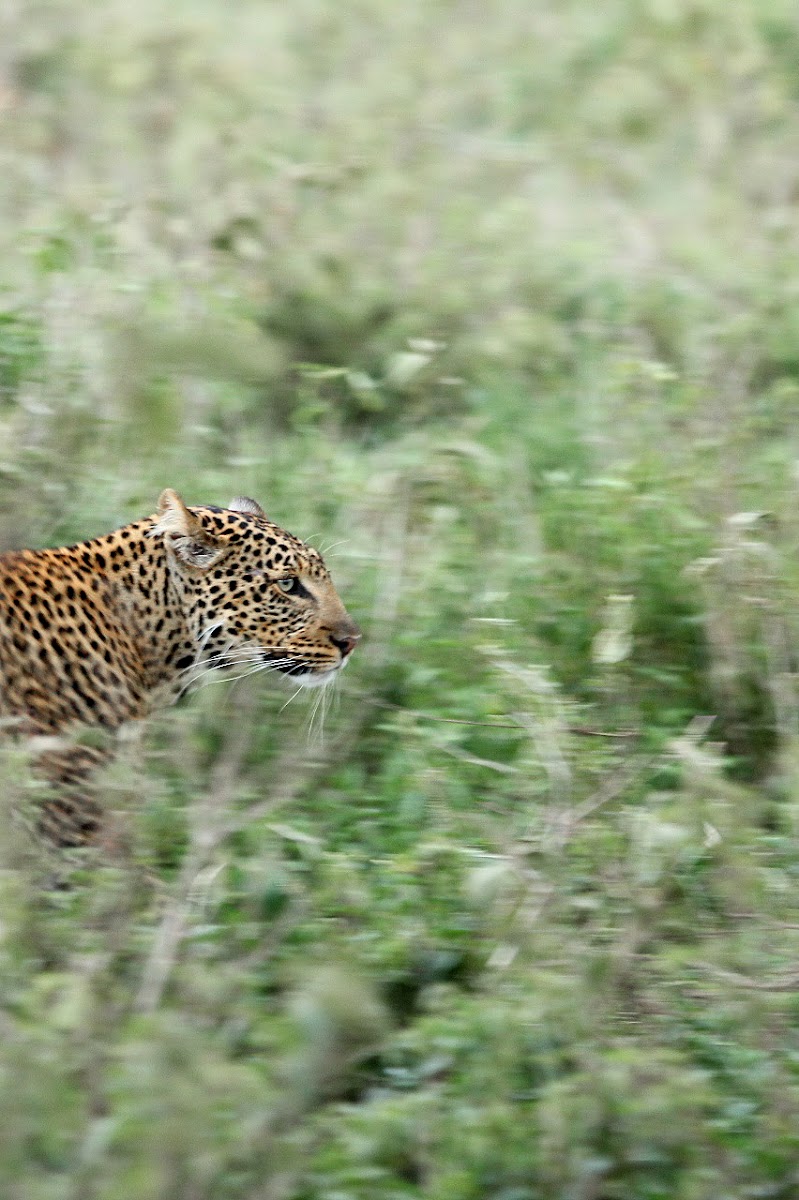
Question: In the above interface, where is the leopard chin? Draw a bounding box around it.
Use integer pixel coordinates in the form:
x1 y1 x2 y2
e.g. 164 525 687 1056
294 669 339 689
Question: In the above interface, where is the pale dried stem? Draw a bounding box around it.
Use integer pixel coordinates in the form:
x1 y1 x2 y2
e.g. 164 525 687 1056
135 687 370 1013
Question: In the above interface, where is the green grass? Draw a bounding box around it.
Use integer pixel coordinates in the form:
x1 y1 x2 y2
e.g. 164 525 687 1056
4 0 799 1195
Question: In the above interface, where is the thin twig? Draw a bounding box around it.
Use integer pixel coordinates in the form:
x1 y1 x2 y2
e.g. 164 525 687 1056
134 691 255 1013
698 964 799 993
364 694 637 737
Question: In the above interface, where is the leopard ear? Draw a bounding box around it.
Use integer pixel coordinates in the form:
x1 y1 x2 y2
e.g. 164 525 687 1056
155 489 199 537
229 496 265 518
153 489 226 569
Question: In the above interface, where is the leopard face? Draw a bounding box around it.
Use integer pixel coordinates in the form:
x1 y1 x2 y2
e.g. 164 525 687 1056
154 491 360 687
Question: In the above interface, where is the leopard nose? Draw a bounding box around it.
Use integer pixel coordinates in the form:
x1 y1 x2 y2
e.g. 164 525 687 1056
331 631 360 658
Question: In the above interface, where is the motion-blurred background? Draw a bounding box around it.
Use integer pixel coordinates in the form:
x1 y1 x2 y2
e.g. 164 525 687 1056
3 1 799 1195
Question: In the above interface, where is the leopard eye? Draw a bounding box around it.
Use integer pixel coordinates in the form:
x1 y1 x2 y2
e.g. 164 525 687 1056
276 577 302 595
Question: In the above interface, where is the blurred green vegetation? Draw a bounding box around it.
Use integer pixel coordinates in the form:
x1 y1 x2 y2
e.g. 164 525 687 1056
4 0 799 1195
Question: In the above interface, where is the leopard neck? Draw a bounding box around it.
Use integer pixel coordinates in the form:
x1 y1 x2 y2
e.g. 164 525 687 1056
74 518 199 700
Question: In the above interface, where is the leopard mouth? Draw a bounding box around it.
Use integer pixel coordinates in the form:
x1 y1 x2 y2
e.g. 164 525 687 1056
262 652 340 685
204 647 335 684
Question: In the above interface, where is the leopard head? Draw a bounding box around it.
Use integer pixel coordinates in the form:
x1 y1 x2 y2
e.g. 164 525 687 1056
152 489 360 686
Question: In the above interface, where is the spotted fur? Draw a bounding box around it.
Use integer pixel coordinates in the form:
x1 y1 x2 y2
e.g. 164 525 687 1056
0 490 360 846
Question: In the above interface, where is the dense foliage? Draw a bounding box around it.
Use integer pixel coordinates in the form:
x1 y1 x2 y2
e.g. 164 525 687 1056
3 0 799 1195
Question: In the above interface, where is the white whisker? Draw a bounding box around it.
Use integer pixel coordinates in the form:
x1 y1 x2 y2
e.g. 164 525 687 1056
318 538 350 557
180 644 295 692
307 688 322 744
279 682 307 711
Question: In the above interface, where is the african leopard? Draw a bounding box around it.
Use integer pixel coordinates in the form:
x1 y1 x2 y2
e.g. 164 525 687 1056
0 490 360 846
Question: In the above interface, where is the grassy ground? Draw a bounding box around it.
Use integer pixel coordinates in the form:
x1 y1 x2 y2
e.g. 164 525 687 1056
4 0 799 1195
